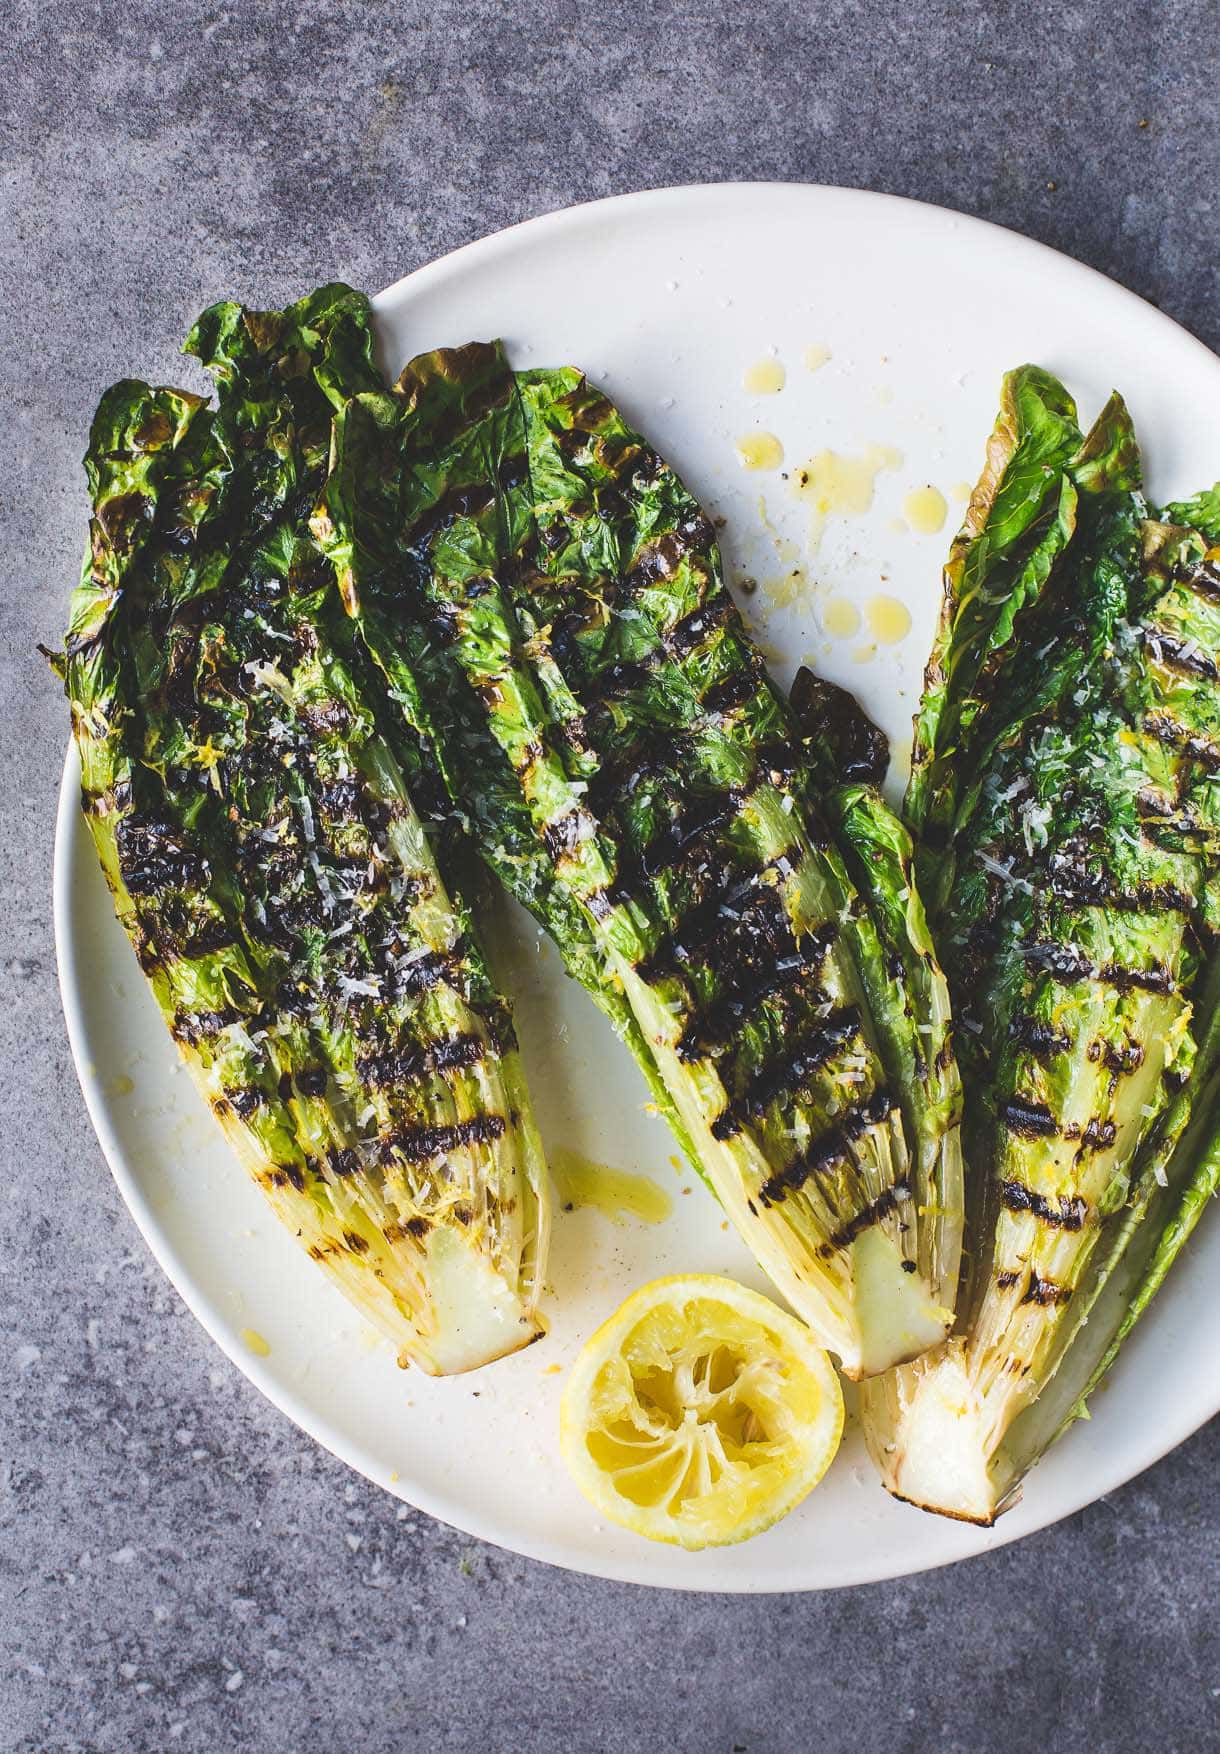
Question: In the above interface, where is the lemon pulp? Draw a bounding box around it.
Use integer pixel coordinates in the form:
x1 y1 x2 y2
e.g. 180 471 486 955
560 1275 843 1549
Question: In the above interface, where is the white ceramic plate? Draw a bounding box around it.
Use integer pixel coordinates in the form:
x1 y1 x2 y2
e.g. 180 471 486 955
55 184 1220 1591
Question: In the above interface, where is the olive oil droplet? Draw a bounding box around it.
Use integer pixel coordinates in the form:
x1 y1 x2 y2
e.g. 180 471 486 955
822 597 862 638
551 1147 673 1225
791 444 903 546
736 431 784 471
903 485 948 534
865 594 912 644
743 357 786 394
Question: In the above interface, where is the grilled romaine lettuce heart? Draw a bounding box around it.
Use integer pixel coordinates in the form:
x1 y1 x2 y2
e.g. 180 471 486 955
863 366 1220 1520
788 670 964 1337
56 287 549 1374
316 342 965 1378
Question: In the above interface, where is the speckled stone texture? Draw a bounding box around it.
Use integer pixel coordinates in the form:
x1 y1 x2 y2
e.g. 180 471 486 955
3 2 1218 1749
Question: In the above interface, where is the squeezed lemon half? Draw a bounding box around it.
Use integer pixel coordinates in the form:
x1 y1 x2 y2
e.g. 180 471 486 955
560 1275 843 1549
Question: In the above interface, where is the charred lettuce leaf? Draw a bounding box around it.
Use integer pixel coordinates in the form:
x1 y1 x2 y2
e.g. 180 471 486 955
789 670 964 1320
56 288 550 1374
864 362 1220 1519
317 345 967 1378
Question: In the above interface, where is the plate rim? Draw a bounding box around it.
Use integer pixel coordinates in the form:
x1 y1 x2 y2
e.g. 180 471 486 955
54 180 1220 1592
371 178 1220 373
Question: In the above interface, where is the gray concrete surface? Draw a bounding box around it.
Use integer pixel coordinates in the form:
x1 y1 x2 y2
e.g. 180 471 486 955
3 2 1218 1750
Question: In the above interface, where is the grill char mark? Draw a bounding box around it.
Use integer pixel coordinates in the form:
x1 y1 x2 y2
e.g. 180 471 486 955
1181 557 1220 604
171 1005 242 1045
1023 940 1095 984
635 792 744 883
668 599 732 656
116 815 208 896
1144 626 1218 680
1101 960 1174 996
818 1176 911 1258
711 1006 863 1140
225 1086 263 1119
1001 1098 1060 1139
1127 882 1194 916
543 810 593 860
1023 940 1176 996
392 950 459 998
1047 851 1192 917
641 851 806 986
580 659 657 707
703 669 760 715
681 957 822 1060
584 888 614 921
384 1113 507 1164
1079 1116 1118 1152
678 920 839 1060
407 482 496 557
357 1032 486 1089
758 1090 895 1207
1101 1039 1145 1074
1136 789 1211 839
1011 1016 1071 1058
999 1179 1087 1230
1022 1272 1072 1306
1143 712 1220 772
626 518 716 592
